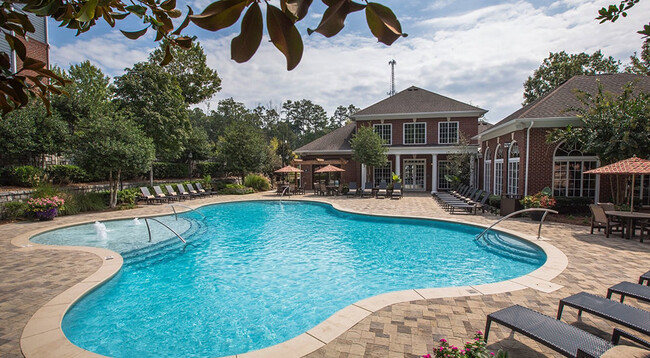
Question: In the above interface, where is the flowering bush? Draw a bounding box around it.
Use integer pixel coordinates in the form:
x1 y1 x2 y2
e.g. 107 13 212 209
423 331 507 358
27 196 65 220
520 187 556 209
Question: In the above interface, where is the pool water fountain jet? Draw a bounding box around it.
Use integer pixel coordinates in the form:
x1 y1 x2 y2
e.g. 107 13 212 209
94 221 108 240
132 218 141 226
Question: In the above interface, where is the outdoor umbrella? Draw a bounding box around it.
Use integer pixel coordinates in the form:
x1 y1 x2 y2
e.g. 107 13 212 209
274 165 303 188
314 164 346 184
584 156 650 212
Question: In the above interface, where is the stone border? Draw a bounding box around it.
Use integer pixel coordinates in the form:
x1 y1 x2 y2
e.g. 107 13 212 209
16 196 568 358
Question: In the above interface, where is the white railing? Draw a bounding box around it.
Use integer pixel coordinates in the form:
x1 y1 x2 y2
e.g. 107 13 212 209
168 204 206 220
475 208 558 241
280 186 291 198
144 217 186 244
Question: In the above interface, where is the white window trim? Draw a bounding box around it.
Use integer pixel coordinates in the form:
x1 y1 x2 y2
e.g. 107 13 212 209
403 122 427 145
438 121 459 145
493 145 504 195
403 159 427 191
438 160 452 190
373 123 392 145
551 142 599 197
373 160 393 186
507 142 520 195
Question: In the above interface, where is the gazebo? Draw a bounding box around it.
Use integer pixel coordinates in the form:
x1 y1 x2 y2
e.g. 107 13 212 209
585 156 650 212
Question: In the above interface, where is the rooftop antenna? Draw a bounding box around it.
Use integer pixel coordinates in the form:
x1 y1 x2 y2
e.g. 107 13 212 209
388 59 396 96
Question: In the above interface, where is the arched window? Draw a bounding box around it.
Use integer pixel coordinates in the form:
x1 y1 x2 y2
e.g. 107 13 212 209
494 145 503 195
483 147 491 192
507 142 520 195
553 142 598 197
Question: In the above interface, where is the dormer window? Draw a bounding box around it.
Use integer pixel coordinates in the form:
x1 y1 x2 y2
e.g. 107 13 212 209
373 123 392 145
438 121 459 144
404 122 426 145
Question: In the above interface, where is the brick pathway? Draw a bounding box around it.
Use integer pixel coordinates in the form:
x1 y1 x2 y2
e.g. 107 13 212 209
1 192 649 357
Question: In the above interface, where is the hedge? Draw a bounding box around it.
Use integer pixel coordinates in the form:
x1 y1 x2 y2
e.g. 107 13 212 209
553 196 593 215
195 162 224 178
46 165 89 184
153 162 189 179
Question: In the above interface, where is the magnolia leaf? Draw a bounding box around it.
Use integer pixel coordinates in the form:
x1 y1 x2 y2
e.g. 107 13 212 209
110 11 130 20
168 9 182 18
0 53 10 69
21 57 46 71
365 2 406 46
161 0 176 11
281 0 313 21
307 0 364 38
189 0 248 31
155 29 164 41
120 26 149 39
102 8 116 27
125 5 147 18
26 0 63 17
176 36 193 49
160 44 173 66
10 12 36 33
76 0 99 22
231 2 262 63
172 6 194 35
5 34 27 61
266 4 303 70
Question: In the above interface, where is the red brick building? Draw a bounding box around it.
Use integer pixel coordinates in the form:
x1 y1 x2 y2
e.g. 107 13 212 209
476 74 650 204
0 8 49 73
295 86 487 193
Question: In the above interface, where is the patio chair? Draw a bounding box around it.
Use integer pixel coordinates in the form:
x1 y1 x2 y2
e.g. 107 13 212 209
177 184 201 199
347 182 358 197
362 182 373 198
376 180 388 198
140 187 168 204
196 183 215 196
391 182 403 199
589 204 623 238
635 220 649 243
166 185 190 200
557 292 650 339
188 183 211 197
641 271 650 286
485 304 649 358
607 281 650 304
153 185 179 202
318 183 327 196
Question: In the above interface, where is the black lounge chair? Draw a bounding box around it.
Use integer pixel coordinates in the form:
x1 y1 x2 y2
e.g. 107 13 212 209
166 185 190 200
557 292 650 339
195 182 215 196
641 271 650 286
187 183 211 197
361 182 373 198
153 185 179 201
347 182 358 197
391 182 403 199
486 304 650 358
607 281 650 304
177 184 201 199
376 181 388 198
140 187 168 204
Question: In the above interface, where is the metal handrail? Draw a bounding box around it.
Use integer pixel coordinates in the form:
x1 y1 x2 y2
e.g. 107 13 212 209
144 217 186 244
168 204 206 220
280 186 291 198
475 208 558 241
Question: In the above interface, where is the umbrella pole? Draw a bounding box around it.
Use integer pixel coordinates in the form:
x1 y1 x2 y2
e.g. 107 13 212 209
631 173 635 212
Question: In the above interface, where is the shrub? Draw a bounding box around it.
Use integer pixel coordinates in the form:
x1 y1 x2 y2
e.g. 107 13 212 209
244 174 270 192
218 184 254 195
31 183 62 198
10 166 44 187
200 175 213 190
2 201 27 221
196 162 224 178
45 165 89 184
61 191 108 215
553 196 593 215
153 162 189 179
27 196 65 220
424 331 507 358
488 195 501 209
117 188 139 207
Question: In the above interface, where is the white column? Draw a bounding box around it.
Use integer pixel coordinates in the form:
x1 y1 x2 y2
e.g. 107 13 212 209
431 154 438 194
395 154 401 177
469 155 476 188
361 164 367 186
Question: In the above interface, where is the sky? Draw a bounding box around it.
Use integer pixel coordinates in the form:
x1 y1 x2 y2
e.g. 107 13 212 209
48 0 650 123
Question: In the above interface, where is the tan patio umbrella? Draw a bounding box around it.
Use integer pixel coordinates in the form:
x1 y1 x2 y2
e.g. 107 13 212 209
584 156 650 212
274 165 303 188
314 164 346 184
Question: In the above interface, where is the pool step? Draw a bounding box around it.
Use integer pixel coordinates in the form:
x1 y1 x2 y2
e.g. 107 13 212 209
476 232 545 264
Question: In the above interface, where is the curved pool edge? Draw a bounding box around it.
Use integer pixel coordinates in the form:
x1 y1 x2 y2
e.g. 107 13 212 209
16 196 568 358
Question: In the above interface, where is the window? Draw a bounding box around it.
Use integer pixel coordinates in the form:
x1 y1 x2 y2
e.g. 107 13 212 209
507 142 520 195
404 122 426 145
483 147 491 192
494 145 503 195
438 121 459 144
373 161 392 186
552 142 597 197
438 161 452 190
373 124 392 145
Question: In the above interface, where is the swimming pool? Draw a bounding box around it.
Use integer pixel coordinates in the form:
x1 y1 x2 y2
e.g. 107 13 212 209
31 201 546 357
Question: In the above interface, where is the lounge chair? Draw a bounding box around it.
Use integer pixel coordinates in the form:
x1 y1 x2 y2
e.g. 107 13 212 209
361 182 373 198
177 184 201 199
641 271 650 286
153 185 179 201
391 182 403 199
187 183 211 197
607 281 650 304
195 183 215 196
485 304 648 358
140 187 168 204
557 292 650 339
376 181 388 198
347 182 358 197
167 185 190 200
589 204 623 238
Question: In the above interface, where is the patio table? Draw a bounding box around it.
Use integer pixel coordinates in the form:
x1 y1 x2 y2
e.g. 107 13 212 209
605 211 650 241
326 185 340 196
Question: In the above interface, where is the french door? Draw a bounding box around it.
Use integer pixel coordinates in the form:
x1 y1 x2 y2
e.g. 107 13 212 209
403 159 426 191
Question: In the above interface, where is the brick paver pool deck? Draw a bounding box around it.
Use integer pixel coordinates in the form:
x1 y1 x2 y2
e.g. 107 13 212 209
1 192 649 357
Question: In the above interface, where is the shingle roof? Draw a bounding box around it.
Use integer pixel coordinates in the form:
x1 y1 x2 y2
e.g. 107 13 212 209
353 86 486 117
493 74 650 127
295 122 355 153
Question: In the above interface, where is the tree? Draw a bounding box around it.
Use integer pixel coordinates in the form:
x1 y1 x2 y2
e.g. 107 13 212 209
218 120 268 183
282 99 330 147
0 0 405 115
548 81 650 203
523 51 620 105
444 135 472 187
70 115 155 208
350 125 388 181
148 41 221 105
597 1 650 37
329 104 359 129
113 62 190 161
627 39 650 75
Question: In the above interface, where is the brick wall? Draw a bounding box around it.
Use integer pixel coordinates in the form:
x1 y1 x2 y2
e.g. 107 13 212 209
15 37 49 76
357 116 479 146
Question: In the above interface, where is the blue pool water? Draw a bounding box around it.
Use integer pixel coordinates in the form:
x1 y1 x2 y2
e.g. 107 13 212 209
32 201 545 357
